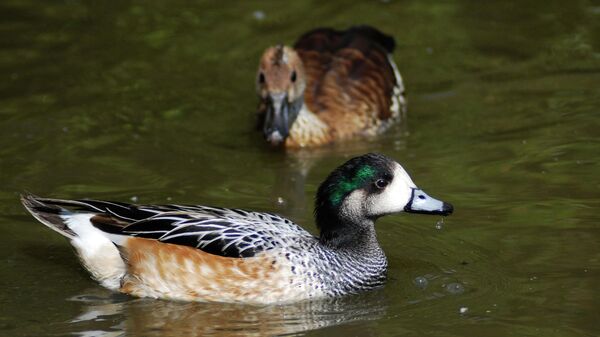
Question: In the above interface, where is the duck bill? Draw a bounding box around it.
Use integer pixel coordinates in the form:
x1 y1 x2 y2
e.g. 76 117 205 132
263 92 290 146
404 188 453 216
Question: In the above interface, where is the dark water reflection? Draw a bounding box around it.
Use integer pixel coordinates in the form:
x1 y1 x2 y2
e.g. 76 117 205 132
1 0 599 336
61 289 388 337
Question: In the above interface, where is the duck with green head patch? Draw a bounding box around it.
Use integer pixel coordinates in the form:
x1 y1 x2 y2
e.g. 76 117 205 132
21 153 452 304
315 153 452 250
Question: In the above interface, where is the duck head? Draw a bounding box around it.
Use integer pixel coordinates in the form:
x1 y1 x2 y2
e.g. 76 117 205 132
256 45 306 146
315 153 453 247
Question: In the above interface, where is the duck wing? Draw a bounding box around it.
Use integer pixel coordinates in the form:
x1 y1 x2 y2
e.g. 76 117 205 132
294 26 400 122
24 195 315 258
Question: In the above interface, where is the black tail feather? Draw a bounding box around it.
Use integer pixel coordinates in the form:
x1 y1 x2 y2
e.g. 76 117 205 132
21 193 76 238
21 193 154 238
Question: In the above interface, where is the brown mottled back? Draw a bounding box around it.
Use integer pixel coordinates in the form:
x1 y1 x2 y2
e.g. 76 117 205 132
294 27 398 138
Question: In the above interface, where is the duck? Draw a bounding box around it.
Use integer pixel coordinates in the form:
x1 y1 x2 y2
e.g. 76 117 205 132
21 153 452 304
256 26 407 148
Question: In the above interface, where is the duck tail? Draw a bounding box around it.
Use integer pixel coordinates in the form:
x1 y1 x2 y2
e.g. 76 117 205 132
20 193 126 290
21 193 78 239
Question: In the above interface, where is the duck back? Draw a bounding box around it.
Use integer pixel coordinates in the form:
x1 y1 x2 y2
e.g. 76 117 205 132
294 26 403 139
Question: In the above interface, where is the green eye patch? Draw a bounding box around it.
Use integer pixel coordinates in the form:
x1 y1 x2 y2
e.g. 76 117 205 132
329 165 376 205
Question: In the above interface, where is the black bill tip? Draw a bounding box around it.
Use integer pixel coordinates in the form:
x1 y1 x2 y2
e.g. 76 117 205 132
440 202 454 216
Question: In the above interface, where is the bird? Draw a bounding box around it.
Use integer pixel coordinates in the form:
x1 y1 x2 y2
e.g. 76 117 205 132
21 153 452 305
256 26 407 148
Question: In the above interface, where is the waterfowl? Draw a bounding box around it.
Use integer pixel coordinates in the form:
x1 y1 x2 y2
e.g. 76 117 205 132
21 153 452 304
256 26 407 148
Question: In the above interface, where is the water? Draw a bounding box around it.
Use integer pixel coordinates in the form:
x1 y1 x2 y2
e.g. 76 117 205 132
1 1 599 336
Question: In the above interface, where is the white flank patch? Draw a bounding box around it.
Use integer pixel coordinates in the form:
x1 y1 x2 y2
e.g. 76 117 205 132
387 54 405 94
64 214 111 252
387 54 407 121
61 214 125 290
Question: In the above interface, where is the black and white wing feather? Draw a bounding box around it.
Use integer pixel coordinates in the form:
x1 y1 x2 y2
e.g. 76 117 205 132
37 198 316 258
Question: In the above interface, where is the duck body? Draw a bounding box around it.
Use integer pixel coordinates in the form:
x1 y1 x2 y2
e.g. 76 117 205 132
22 154 452 304
257 26 407 148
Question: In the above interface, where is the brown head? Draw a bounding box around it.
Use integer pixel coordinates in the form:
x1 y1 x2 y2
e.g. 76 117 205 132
256 45 306 146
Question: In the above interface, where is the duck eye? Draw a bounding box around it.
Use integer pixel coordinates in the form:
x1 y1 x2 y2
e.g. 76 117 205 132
374 178 388 189
290 71 297 82
259 72 265 84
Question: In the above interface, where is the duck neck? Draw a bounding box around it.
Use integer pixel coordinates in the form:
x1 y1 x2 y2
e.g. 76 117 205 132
317 215 382 256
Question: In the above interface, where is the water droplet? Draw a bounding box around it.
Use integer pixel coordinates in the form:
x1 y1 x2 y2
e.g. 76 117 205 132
459 306 468 314
445 282 465 294
130 196 139 202
276 197 286 206
435 218 444 230
413 276 428 289
253 10 265 20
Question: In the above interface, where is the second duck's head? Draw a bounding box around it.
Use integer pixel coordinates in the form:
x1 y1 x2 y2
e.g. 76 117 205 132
256 45 306 146
315 153 453 247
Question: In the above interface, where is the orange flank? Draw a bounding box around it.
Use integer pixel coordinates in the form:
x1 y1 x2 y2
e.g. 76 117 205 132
121 238 296 304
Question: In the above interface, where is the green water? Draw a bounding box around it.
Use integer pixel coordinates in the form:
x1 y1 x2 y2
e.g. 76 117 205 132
1 1 599 336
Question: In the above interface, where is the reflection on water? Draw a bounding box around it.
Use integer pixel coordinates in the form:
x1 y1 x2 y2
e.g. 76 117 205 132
66 289 388 337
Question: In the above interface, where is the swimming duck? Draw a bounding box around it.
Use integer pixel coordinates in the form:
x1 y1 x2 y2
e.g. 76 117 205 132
256 26 406 148
21 153 451 304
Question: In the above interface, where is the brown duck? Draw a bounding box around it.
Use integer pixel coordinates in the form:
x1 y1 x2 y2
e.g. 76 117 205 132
256 25 406 148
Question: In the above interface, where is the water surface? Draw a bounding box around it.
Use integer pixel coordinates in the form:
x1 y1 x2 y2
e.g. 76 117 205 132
1 1 599 336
